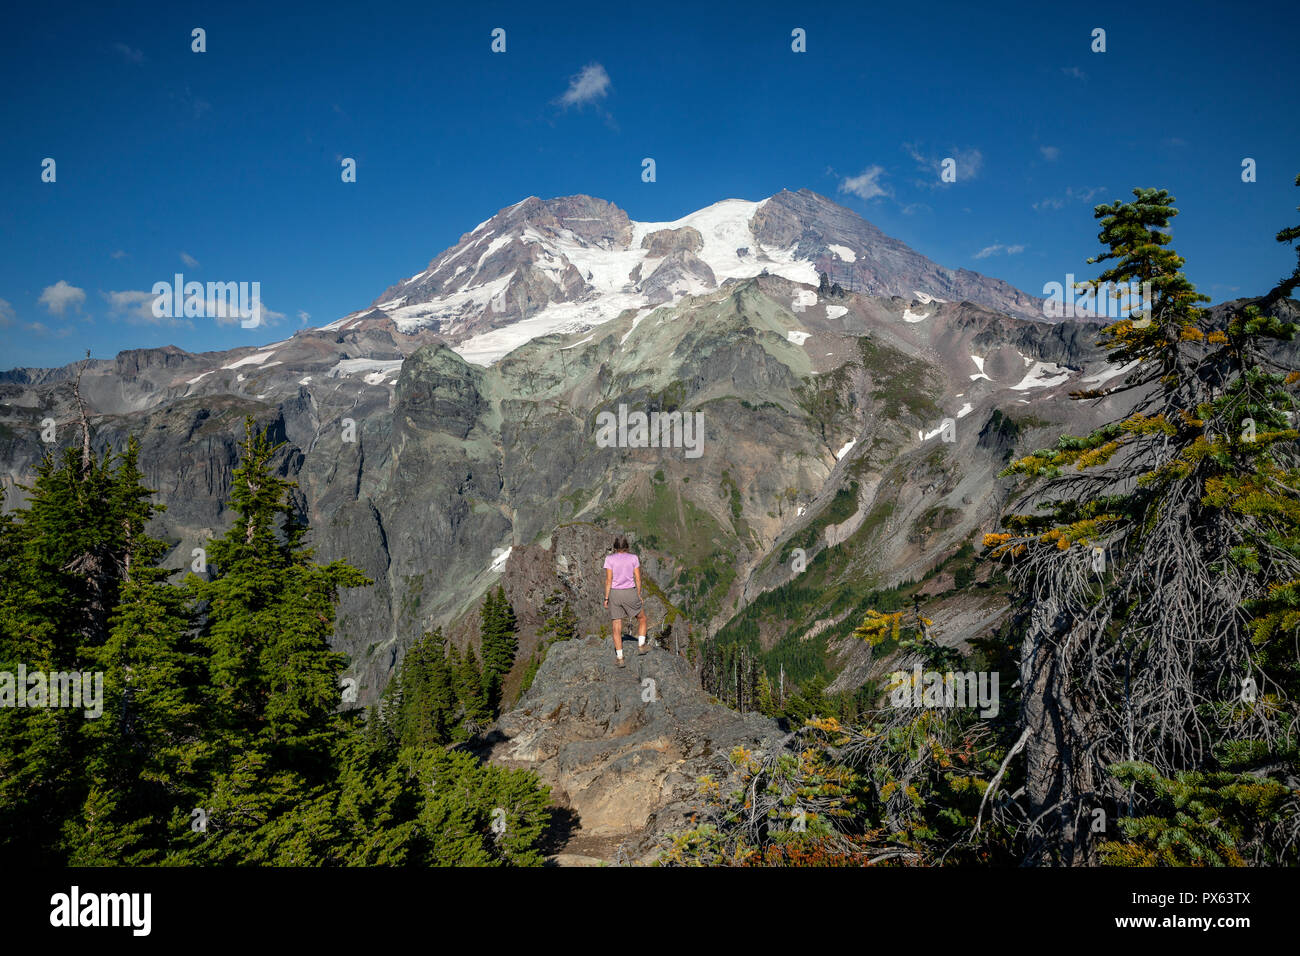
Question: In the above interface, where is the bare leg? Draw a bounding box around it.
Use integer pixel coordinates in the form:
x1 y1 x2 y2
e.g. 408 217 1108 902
636 611 647 639
612 617 623 653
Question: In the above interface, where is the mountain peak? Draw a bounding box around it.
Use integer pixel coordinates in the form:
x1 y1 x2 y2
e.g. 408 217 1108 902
332 189 1043 366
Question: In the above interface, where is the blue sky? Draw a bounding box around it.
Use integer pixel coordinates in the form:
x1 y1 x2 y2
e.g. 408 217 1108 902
2 0 1297 369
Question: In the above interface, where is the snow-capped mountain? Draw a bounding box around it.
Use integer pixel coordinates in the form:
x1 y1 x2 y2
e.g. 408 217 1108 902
321 188 1046 365
11 183 1224 706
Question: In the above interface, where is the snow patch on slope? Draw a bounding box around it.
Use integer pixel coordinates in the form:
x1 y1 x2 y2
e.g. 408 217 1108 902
791 289 818 312
1012 362 1072 391
328 358 404 385
222 351 277 371
1082 359 1140 386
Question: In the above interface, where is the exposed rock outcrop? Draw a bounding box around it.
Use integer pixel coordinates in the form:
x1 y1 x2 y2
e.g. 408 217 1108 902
486 636 783 864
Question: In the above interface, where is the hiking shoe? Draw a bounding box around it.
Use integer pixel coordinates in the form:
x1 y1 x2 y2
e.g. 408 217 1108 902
637 641 649 656
616 655 626 668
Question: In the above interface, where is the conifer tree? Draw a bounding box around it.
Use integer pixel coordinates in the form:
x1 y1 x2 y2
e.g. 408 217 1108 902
0 441 132 862
479 586 518 712
985 188 1300 864
72 438 205 861
187 417 370 862
456 646 491 728
1270 173 1300 300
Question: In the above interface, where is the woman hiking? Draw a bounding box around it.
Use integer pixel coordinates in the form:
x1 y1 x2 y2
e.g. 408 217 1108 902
603 535 649 668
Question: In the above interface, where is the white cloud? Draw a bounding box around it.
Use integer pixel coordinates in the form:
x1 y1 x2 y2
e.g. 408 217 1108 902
1040 145 1060 161
1062 66 1087 80
38 280 86 316
839 165 890 201
973 243 1026 259
904 143 983 186
1033 185 1109 212
0 298 14 327
103 287 283 328
103 289 179 326
557 63 611 107
212 300 285 327
297 310 311 324
113 42 144 64
180 251 200 268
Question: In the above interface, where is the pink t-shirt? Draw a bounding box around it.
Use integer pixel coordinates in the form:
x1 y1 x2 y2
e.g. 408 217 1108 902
603 551 640 590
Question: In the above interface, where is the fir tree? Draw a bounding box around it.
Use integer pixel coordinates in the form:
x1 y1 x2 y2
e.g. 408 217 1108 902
456 646 491 728
186 417 370 862
479 586 518 712
985 188 1300 864
1270 172 1300 300
74 438 206 861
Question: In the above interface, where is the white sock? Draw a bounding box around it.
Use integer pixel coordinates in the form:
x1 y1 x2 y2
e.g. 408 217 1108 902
637 635 646 646
616 649 624 659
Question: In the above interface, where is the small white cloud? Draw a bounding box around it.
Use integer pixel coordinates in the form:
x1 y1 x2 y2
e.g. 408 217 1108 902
110 249 128 260
973 243 1025 259
904 143 983 186
38 280 86 316
1040 145 1060 161
297 310 311 324
103 287 282 328
839 165 890 201
113 42 144 64
1033 185 1108 212
180 251 200 268
213 300 285 327
103 289 178 326
0 298 14 327
557 63 611 108
1062 66 1086 80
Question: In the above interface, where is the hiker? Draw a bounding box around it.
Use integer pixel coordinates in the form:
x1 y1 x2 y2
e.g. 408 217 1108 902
603 535 648 667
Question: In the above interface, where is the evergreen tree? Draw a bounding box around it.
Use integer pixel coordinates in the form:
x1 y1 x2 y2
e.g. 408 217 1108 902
73 438 206 861
985 188 1300 864
456 646 491 728
0 424 559 866
0 441 137 862
479 586 518 712
1271 173 1300 299
186 417 370 862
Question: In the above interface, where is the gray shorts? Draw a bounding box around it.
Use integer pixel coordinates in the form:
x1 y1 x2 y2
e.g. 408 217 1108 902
608 588 643 621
